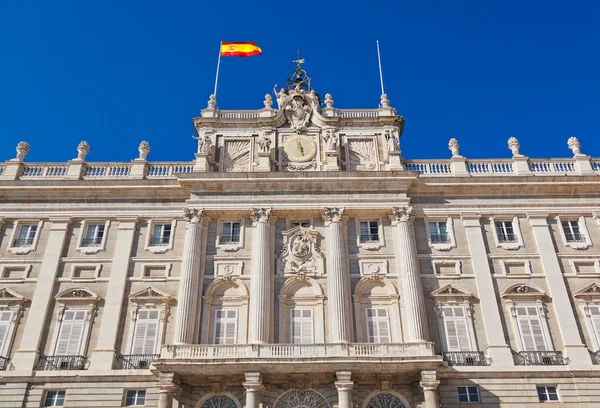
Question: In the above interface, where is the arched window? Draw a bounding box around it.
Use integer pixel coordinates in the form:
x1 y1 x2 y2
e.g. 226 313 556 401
273 389 329 408
278 278 325 343
200 395 238 408
366 393 407 408
202 279 249 344
353 277 401 343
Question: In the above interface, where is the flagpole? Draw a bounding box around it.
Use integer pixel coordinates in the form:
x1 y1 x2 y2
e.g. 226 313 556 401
214 41 222 98
376 40 385 95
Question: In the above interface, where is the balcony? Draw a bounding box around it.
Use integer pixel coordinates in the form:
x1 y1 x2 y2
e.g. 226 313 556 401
0 356 8 371
116 354 160 370
149 237 170 246
515 351 567 366
81 238 103 247
155 343 441 376
35 355 88 371
12 238 34 247
443 351 489 366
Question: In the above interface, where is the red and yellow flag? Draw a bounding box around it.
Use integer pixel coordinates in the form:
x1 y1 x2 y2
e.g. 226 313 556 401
220 42 262 57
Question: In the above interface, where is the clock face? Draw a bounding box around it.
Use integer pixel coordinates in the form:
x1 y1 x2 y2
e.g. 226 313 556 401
283 135 317 163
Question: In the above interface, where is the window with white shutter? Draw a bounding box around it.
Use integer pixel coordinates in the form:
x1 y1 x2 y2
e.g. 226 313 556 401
442 306 472 351
589 305 600 350
131 310 160 355
515 306 547 351
55 310 87 356
213 309 237 344
366 308 391 343
290 308 314 344
0 311 13 356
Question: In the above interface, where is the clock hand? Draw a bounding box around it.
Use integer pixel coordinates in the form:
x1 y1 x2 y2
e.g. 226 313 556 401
296 139 304 155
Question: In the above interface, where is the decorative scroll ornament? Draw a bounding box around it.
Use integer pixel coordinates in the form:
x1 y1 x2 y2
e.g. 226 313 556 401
392 206 412 222
183 208 204 223
273 390 329 408
251 207 272 223
286 160 317 172
285 94 313 134
279 227 324 277
323 207 345 222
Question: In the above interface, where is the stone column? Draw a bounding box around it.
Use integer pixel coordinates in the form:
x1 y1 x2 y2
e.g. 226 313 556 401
12 217 71 371
323 207 353 343
420 371 440 408
392 207 428 342
461 213 514 365
528 213 592 366
249 208 273 344
335 371 354 408
173 208 204 345
157 373 181 408
243 372 263 408
91 217 138 369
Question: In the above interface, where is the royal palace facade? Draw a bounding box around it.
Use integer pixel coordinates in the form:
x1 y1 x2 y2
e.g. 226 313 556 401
1 65 600 408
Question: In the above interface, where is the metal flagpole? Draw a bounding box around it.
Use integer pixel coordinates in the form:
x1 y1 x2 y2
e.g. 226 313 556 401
376 40 385 95
214 41 222 98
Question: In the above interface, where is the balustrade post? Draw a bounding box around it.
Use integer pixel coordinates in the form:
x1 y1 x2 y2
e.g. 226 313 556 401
249 208 273 344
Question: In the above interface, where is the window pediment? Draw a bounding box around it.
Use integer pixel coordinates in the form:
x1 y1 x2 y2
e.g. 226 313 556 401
0 287 27 305
573 282 600 300
501 283 545 301
129 286 173 303
430 284 473 303
55 287 101 304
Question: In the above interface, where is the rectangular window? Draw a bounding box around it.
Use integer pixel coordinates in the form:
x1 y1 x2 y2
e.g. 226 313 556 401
562 220 585 243
588 305 600 350
213 309 237 344
457 386 479 403
537 386 559 402
221 222 241 244
55 310 87 356
366 308 391 343
82 224 105 247
290 308 314 344
125 390 146 406
44 390 66 407
0 311 13 356
430 221 450 244
131 310 159 355
151 224 171 246
515 306 547 351
442 306 472 351
495 221 517 243
291 221 310 228
359 221 379 243
14 224 37 247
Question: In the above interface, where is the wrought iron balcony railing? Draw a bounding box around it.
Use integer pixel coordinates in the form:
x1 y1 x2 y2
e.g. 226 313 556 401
115 354 160 370
220 236 240 245
516 351 567 366
12 238 34 247
497 234 519 243
149 237 170 246
359 234 380 243
81 238 103 247
443 351 489 366
430 234 451 244
0 356 8 371
565 234 587 243
35 355 88 371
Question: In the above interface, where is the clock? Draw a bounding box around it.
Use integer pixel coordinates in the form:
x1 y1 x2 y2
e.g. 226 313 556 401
283 135 317 162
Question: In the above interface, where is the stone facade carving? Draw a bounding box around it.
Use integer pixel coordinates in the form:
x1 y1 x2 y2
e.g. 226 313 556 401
285 94 313 134
76 141 90 161
263 94 273 109
348 139 377 171
324 130 338 151
448 138 460 157
278 226 324 277
183 208 204 223
392 206 412 222
138 141 150 160
258 135 271 153
385 130 399 153
508 137 521 157
222 140 251 172
568 136 582 156
251 207 272 223
15 141 30 162
323 207 345 222
324 93 334 108
273 390 329 408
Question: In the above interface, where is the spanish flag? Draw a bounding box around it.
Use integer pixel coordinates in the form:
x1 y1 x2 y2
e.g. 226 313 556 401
220 42 262 57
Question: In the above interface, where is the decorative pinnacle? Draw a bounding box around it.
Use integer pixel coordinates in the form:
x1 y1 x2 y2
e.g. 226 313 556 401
15 141 30 162
448 138 460 157
567 136 583 156
138 141 150 160
76 141 90 161
508 137 521 157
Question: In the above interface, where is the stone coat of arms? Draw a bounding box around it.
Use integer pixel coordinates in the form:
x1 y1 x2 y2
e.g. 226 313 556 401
278 226 324 277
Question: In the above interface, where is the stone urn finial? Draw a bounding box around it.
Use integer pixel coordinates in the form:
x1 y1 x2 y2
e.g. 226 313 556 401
508 137 521 157
15 141 30 162
380 94 390 108
325 93 334 108
448 138 460 157
207 94 217 109
76 141 90 161
138 141 150 160
263 94 273 109
568 136 582 156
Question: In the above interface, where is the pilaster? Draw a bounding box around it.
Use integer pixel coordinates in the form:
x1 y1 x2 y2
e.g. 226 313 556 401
461 213 514 366
90 216 138 369
527 213 592 366
249 208 273 344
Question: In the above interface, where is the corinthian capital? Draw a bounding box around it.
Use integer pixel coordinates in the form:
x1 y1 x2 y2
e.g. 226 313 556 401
323 207 345 222
183 208 204 223
251 207 272 223
392 206 413 222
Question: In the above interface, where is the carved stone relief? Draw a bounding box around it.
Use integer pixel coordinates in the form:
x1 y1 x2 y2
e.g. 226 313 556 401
221 139 251 172
278 227 325 277
347 138 378 171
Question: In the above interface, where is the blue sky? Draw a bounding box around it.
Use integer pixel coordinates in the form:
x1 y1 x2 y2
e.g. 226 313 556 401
1 1 598 163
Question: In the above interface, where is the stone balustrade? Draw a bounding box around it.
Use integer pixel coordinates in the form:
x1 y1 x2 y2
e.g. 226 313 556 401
162 342 435 360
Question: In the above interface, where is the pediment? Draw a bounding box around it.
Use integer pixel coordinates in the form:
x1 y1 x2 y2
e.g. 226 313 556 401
56 287 101 303
573 282 600 300
129 286 172 303
430 284 473 299
501 283 545 300
0 287 27 304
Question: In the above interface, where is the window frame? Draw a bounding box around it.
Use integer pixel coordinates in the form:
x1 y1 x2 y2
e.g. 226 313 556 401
0 288 26 359
145 219 177 254
8 220 44 255
216 218 245 252
556 215 592 250
43 390 66 407
490 216 524 250
431 285 478 353
140 263 172 281
457 386 480 403
0 264 33 282
290 307 315 344
69 263 103 282
365 307 392 344
124 389 147 406
212 308 239 345
355 217 385 250
127 287 172 358
76 220 111 255
425 216 456 251
537 385 559 402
